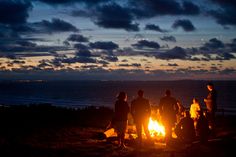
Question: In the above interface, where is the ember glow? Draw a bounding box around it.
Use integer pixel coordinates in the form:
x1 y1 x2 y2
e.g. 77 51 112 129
148 118 165 137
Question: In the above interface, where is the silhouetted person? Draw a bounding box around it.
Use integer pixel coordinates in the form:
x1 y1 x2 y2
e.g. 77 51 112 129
159 90 178 144
204 82 217 134
176 100 185 123
174 111 195 144
131 90 151 145
190 98 201 128
114 92 130 148
196 110 209 144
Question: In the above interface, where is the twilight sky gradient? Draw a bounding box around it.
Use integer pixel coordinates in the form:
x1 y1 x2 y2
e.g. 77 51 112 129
0 0 236 80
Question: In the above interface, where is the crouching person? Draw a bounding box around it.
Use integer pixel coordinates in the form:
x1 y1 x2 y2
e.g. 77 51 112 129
174 111 195 144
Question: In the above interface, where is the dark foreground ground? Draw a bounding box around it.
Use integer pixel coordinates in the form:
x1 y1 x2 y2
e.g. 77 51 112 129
0 104 235 157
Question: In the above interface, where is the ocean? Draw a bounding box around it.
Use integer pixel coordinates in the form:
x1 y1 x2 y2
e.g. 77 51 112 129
0 80 235 113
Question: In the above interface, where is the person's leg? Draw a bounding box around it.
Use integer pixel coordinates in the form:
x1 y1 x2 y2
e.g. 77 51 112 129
136 122 142 145
211 111 216 136
117 132 121 146
208 111 216 136
120 132 125 147
120 121 127 147
164 123 172 144
143 117 151 140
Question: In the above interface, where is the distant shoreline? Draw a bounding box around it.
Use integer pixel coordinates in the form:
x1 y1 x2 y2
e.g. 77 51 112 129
1 79 236 82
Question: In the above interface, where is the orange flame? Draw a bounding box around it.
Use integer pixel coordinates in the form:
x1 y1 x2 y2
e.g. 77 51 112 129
148 117 165 137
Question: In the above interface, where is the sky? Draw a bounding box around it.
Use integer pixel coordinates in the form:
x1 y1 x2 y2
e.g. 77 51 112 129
0 0 236 80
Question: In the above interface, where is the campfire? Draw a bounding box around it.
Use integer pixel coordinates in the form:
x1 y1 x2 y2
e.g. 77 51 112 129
104 117 165 140
148 117 165 137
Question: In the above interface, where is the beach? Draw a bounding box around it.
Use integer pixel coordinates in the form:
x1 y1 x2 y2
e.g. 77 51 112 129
0 104 235 157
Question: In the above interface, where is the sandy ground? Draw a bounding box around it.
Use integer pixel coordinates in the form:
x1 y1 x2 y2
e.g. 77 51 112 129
0 126 235 157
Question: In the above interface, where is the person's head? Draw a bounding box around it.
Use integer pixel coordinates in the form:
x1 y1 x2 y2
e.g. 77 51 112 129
117 91 127 101
184 110 190 117
165 90 171 96
193 98 199 104
138 90 144 97
207 82 214 91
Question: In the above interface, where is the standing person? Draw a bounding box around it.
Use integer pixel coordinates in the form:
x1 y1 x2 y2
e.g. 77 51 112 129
190 98 201 127
131 90 151 145
159 90 178 144
114 92 130 148
204 82 217 134
174 111 195 144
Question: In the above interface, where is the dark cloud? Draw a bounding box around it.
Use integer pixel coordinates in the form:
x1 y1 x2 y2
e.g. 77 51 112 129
76 49 92 57
129 0 200 18
63 40 70 47
168 63 178 66
10 24 36 34
102 56 118 62
119 63 141 67
70 10 92 18
0 39 38 53
218 53 235 60
67 1 200 31
67 34 89 42
227 38 236 51
0 40 69 54
32 18 79 33
121 59 128 62
53 56 97 64
0 0 32 25
232 38 236 43
157 46 188 60
1 66 236 80
181 1 200 15
172 19 196 32
201 38 225 50
132 40 160 49
219 68 236 75
144 24 167 33
38 60 52 68
209 0 236 26
89 41 118 50
14 60 26 64
74 43 89 50
16 41 37 47
36 0 108 5
95 3 139 31
0 26 20 40
160 35 176 42
81 65 100 69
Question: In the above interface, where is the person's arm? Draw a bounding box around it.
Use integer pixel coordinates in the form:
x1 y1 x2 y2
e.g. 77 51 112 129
204 92 212 103
114 101 118 113
130 100 135 116
126 102 130 113
147 100 151 115
174 99 179 114
159 99 163 115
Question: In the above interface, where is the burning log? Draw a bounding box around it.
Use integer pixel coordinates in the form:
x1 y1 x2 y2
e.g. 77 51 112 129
104 117 165 141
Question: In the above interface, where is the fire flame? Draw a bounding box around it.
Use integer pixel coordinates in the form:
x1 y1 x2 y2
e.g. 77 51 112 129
148 118 165 137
